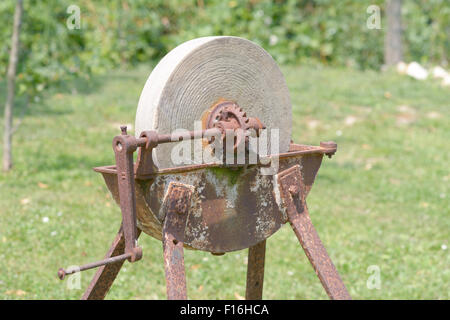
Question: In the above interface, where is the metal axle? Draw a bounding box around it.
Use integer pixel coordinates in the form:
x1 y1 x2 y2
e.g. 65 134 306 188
58 252 132 280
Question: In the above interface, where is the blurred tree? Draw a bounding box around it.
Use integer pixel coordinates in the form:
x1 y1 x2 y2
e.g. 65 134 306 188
3 0 22 171
384 0 403 66
0 1 447 127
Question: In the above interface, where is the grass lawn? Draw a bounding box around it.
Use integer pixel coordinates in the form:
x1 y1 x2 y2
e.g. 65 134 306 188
0 64 448 299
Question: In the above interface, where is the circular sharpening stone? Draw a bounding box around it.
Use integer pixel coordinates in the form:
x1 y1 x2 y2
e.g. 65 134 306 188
135 36 292 169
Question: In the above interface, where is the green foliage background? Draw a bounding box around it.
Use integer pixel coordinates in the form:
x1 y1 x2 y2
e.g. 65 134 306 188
0 0 449 98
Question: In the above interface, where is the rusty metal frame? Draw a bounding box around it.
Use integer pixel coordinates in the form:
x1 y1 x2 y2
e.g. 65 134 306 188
58 107 351 300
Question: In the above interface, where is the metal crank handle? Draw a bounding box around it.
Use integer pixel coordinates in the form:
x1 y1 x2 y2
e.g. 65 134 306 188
57 246 142 280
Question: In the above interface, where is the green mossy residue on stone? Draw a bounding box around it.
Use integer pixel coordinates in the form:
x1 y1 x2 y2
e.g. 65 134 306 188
209 167 243 185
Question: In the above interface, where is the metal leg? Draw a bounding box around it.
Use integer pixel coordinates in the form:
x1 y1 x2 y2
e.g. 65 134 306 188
245 240 266 300
278 165 351 300
288 205 351 300
163 224 187 300
161 182 192 300
81 225 141 300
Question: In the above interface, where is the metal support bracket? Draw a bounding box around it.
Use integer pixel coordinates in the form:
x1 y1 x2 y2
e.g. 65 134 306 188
277 165 351 300
162 182 193 300
112 127 142 261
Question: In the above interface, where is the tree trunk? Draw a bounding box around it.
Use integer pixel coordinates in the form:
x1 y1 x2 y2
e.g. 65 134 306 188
3 0 23 171
384 0 403 66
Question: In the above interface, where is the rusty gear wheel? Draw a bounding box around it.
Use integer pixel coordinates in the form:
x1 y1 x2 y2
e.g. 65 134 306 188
206 100 263 155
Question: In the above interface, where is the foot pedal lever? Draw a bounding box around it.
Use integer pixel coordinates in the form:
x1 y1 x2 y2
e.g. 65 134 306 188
58 247 142 280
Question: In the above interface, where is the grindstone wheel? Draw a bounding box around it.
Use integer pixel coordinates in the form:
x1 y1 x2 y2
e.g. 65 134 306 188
59 37 350 301
135 36 292 169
